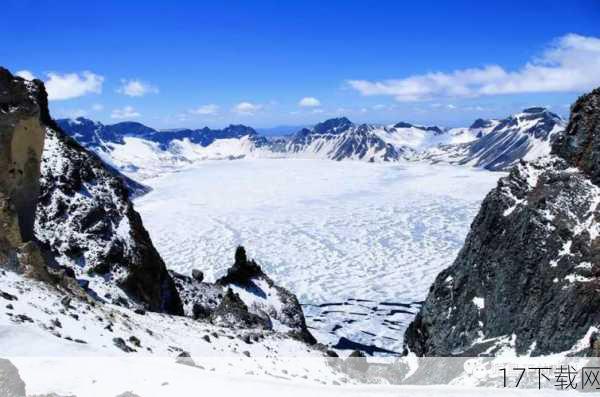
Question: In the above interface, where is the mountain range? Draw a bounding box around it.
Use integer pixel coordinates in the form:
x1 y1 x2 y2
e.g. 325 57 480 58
57 109 565 180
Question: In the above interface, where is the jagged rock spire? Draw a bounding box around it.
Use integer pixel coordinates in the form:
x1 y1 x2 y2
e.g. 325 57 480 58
552 87 600 184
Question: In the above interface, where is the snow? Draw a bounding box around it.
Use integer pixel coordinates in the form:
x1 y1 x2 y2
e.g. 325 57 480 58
472 297 485 310
134 159 503 352
97 135 275 179
11 356 575 397
373 125 480 150
0 268 587 395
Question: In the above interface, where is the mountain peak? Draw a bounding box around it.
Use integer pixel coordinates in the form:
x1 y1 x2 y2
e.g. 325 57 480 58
469 118 495 129
312 117 353 134
223 124 257 136
522 106 547 114
393 121 414 129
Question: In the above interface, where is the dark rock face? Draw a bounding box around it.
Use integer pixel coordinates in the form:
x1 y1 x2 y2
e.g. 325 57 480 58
0 68 52 282
210 288 271 329
169 270 223 319
216 246 263 286
404 89 600 357
312 117 353 134
552 87 600 185
35 126 183 314
470 118 494 129
0 67 45 244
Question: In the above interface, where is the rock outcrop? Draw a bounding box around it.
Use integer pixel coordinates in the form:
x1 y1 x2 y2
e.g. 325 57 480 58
35 126 183 314
216 246 316 344
171 246 316 344
0 67 50 281
0 67 182 315
404 88 600 357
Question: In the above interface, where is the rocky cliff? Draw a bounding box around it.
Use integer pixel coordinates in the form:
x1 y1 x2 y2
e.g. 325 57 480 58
403 88 600 357
0 68 182 315
0 67 49 279
35 126 183 314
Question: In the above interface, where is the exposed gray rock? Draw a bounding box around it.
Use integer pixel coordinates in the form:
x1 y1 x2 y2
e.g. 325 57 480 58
283 118 407 162
168 270 222 319
175 351 195 367
404 88 600 357
191 269 203 282
217 246 316 344
34 124 183 315
0 358 26 397
210 288 271 330
421 108 564 171
169 246 316 343
0 68 46 243
0 68 49 283
0 67 183 315
113 337 135 353
114 392 141 397
553 87 600 184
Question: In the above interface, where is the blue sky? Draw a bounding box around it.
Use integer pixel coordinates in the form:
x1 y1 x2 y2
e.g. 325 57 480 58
3 0 600 129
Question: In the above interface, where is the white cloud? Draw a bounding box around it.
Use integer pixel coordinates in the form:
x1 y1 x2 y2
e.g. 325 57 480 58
56 108 89 119
56 103 104 120
298 97 321 107
372 104 389 111
348 34 600 102
111 106 140 119
233 102 262 115
45 71 104 101
190 104 219 115
118 79 159 97
16 70 35 80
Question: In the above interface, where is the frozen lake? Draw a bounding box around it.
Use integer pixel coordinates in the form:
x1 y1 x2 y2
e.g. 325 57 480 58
135 159 503 352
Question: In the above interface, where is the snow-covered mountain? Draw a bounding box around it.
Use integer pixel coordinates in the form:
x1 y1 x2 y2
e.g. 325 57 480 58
56 117 272 179
58 111 564 179
405 92 600 357
280 117 474 162
420 107 565 170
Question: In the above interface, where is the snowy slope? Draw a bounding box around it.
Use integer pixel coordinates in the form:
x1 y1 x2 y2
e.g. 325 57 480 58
420 108 565 170
0 269 349 391
133 159 503 355
57 118 273 179
282 118 409 162
96 135 273 179
2 270 584 395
